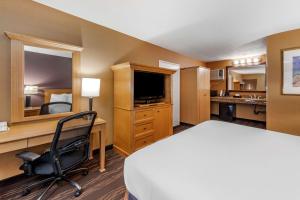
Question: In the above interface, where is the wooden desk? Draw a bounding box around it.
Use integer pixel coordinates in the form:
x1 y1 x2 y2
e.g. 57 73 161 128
0 117 106 180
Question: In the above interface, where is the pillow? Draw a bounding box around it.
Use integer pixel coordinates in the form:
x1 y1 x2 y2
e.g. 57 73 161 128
50 94 67 103
65 94 72 103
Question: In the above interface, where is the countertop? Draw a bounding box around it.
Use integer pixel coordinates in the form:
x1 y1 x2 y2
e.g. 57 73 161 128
211 96 267 106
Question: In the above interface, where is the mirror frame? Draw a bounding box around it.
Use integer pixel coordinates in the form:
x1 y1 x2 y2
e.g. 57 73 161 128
5 32 83 123
225 65 267 93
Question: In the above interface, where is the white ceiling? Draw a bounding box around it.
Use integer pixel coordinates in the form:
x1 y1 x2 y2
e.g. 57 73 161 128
35 0 300 62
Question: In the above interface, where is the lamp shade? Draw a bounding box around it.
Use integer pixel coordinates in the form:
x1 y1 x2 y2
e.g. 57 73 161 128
24 85 39 95
81 78 100 97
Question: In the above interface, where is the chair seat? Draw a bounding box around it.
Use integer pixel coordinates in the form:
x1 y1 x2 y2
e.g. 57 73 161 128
33 150 85 175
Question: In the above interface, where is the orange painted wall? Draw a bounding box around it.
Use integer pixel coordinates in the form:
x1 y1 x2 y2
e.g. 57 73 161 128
266 29 300 135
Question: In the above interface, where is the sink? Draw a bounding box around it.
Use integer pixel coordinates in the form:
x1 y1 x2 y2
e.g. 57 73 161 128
244 98 266 104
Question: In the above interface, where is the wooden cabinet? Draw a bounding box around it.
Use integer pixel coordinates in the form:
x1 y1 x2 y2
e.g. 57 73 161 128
180 66 210 125
154 106 172 141
111 62 175 155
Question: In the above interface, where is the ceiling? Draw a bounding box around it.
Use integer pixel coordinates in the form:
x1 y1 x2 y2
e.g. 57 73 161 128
35 0 300 62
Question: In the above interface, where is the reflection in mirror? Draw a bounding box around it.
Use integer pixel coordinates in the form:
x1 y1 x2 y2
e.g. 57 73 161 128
228 65 266 91
24 45 73 117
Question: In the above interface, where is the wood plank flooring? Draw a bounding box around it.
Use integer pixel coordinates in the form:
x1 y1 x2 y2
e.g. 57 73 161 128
0 150 126 200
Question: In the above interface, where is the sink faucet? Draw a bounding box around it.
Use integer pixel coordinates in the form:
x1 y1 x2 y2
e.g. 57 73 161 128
248 94 258 99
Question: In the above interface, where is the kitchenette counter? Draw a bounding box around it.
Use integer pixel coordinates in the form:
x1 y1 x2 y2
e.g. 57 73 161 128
211 96 267 106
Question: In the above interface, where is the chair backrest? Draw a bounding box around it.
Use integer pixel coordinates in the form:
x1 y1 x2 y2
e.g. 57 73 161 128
40 102 72 115
50 111 97 174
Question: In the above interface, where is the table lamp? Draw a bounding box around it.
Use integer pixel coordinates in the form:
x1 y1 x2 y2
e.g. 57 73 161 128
24 85 39 107
81 78 101 111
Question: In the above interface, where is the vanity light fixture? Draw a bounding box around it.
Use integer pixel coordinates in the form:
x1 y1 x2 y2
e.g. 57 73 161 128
233 60 240 65
240 59 246 65
232 56 262 66
253 57 260 63
246 58 253 64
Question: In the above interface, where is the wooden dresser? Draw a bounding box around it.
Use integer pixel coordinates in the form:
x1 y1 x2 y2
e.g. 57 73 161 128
111 62 175 155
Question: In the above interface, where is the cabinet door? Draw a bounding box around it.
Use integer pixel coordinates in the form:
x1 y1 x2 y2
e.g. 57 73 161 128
154 106 172 141
198 67 211 123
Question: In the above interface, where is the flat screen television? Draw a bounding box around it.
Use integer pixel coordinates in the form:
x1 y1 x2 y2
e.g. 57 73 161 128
134 71 165 102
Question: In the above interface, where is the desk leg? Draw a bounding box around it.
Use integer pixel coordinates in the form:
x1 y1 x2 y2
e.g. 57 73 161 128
99 124 106 172
89 132 94 160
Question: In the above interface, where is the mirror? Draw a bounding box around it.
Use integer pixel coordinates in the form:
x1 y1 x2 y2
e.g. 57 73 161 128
24 45 73 117
227 64 266 91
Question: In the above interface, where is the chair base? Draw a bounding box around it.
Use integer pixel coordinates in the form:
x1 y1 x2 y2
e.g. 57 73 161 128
22 168 89 200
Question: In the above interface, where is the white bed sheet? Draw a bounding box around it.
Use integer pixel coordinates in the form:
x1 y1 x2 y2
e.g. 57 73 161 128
124 120 300 200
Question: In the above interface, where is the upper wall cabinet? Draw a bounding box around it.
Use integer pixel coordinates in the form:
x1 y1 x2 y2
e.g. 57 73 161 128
4 32 83 123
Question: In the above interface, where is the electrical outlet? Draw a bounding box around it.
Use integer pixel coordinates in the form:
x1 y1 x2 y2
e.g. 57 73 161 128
0 121 8 132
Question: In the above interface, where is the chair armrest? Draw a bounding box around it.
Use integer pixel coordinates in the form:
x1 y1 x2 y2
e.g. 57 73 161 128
16 151 41 162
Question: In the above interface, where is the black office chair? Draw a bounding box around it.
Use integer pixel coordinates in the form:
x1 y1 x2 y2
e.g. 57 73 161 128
40 102 72 115
16 111 97 200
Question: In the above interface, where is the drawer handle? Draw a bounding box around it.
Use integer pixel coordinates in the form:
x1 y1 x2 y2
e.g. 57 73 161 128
143 141 147 144
144 114 147 117
144 127 147 130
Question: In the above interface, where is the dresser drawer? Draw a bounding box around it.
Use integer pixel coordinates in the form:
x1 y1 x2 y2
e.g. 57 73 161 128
135 135 154 150
135 109 153 122
135 122 153 136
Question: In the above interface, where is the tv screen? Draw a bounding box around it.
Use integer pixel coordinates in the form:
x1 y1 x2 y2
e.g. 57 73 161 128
134 71 165 101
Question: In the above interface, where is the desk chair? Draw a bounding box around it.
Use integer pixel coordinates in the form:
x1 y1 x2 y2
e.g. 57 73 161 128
40 102 72 115
16 111 97 200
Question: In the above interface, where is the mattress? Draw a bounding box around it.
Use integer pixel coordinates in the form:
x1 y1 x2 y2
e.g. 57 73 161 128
124 120 300 200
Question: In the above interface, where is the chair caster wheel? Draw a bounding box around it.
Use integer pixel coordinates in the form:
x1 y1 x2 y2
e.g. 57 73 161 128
22 188 31 196
74 190 82 197
82 170 88 176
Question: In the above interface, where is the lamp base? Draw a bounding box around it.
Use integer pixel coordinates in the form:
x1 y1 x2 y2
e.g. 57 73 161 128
25 96 31 107
89 97 93 111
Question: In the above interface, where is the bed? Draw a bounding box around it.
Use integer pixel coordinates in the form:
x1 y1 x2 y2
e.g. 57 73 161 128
124 120 300 200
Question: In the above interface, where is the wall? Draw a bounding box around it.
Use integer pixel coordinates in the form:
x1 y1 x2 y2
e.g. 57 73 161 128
0 0 204 145
267 29 300 135
25 52 72 106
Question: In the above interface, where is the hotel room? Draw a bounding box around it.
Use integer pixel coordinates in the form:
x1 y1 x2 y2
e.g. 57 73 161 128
0 0 300 200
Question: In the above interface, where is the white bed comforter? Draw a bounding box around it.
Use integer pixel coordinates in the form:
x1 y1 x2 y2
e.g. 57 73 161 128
124 120 300 200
